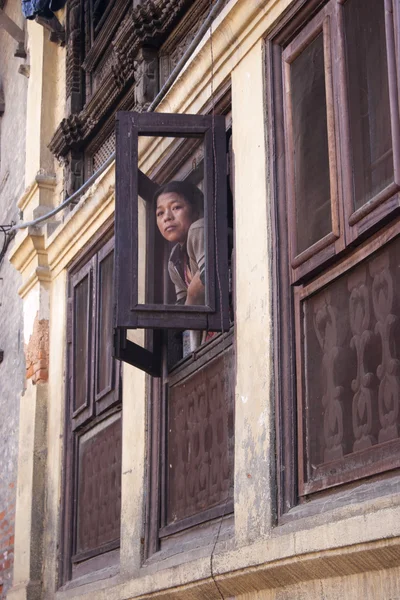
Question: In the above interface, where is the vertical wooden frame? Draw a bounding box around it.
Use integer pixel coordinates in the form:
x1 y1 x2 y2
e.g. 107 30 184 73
114 111 230 332
337 0 400 241
62 232 123 585
293 285 306 497
71 259 94 429
115 111 138 328
95 239 122 414
282 4 344 282
267 35 298 517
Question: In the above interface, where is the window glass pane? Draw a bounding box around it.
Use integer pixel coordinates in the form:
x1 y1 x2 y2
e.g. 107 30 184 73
74 275 90 413
97 251 113 395
290 32 332 254
344 0 393 210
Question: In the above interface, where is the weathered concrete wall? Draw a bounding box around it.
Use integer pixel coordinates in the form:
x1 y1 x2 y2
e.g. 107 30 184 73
0 0 28 596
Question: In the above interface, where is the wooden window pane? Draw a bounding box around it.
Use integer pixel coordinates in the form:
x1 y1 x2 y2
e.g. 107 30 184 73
299 230 400 492
290 32 332 254
75 415 122 558
97 250 113 396
74 275 90 414
166 347 234 528
344 0 393 211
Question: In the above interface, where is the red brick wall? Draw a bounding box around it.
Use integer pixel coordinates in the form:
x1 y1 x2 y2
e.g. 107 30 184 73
0 483 15 599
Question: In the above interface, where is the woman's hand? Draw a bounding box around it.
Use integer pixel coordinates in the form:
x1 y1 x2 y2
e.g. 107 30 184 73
185 270 205 305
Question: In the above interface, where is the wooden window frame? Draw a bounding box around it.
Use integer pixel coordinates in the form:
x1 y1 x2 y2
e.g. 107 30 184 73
282 3 344 281
60 228 122 585
144 96 235 558
268 0 400 517
281 0 400 284
338 0 400 242
114 111 230 333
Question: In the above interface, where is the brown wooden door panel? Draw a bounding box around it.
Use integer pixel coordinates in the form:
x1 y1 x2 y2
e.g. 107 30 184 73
73 412 122 561
162 342 234 535
95 238 121 414
63 234 122 583
71 258 95 429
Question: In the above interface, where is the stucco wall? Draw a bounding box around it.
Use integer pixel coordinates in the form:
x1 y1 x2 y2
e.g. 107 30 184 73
0 0 28 596
6 0 400 599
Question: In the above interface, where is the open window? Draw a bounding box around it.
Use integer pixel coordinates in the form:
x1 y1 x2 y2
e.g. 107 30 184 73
139 98 235 558
114 111 230 374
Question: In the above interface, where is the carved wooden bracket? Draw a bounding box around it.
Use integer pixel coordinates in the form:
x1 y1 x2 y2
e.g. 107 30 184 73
49 0 192 159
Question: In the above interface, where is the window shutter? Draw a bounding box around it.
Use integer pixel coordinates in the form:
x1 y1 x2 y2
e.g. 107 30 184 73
95 238 121 413
71 259 95 429
339 0 400 241
282 4 344 282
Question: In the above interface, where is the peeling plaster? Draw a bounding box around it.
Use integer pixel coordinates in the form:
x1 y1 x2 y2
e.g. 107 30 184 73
23 289 39 344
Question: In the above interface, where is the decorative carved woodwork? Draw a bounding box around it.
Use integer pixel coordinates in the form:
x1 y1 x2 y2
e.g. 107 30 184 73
75 415 122 558
35 14 65 46
311 290 347 463
297 226 400 495
65 151 84 197
167 348 234 525
348 267 375 451
159 0 210 86
50 0 194 160
65 0 84 115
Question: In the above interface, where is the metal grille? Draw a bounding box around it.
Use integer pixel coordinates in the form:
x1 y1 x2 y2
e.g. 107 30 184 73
93 132 116 172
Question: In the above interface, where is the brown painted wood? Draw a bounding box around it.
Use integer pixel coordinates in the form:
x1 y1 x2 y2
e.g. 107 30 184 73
338 0 400 243
62 235 122 584
282 3 344 283
268 0 400 517
114 111 230 334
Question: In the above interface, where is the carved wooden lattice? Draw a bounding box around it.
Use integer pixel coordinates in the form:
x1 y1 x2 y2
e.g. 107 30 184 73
299 233 400 493
93 132 116 172
167 347 234 525
76 416 122 556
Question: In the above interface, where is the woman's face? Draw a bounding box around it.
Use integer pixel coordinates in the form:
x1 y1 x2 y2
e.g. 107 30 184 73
156 192 195 245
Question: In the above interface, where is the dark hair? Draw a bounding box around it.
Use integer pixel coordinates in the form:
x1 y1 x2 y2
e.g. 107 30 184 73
153 180 204 216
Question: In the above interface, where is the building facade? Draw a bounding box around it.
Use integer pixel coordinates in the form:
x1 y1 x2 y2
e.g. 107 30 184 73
0 0 28 595
1 0 400 599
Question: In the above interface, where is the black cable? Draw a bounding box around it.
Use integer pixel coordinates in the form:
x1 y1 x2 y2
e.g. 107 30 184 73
0 224 15 266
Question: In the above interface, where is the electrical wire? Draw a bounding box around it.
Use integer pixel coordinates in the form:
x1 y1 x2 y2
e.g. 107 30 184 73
0 224 15 265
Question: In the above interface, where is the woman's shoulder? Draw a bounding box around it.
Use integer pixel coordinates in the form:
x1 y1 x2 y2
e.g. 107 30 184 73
188 217 204 233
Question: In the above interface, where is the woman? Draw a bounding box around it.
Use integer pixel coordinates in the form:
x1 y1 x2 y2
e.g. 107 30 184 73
154 180 206 306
